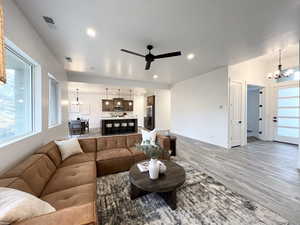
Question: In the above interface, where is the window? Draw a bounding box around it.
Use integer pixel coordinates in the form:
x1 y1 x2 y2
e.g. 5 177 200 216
48 74 60 127
0 46 34 143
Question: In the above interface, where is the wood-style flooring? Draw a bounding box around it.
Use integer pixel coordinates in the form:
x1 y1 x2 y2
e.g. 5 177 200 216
175 134 300 225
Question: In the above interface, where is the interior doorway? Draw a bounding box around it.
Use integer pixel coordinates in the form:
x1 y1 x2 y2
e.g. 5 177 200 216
247 85 263 143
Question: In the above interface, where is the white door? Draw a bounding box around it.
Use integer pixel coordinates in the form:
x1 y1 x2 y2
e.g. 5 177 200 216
230 81 243 147
273 84 299 144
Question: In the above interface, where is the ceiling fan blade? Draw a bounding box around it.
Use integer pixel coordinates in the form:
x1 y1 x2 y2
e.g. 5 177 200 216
154 51 181 59
145 61 151 70
120 49 145 58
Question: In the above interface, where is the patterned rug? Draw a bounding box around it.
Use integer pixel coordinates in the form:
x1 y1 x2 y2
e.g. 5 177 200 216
96 160 289 225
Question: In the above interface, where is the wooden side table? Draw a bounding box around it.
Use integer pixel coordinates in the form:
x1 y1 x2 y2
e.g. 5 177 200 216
169 136 177 156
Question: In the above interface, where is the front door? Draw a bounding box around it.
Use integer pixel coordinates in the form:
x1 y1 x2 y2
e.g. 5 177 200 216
230 81 243 147
273 84 299 144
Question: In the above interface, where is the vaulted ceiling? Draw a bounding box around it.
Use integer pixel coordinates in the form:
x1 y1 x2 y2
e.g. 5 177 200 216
15 0 300 85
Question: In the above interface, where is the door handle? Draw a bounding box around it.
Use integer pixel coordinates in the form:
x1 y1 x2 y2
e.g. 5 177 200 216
238 121 242 124
273 120 277 123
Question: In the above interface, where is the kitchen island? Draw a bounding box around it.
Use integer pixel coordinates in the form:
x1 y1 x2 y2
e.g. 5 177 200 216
101 117 138 135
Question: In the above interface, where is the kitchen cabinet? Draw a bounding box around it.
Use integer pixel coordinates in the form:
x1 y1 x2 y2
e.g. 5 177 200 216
113 98 124 111
147 95 155 106
102 98 134 112
102 99 114 111
124 100 134 111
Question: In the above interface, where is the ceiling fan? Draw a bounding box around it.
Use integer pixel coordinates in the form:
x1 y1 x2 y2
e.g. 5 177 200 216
121 45 182 70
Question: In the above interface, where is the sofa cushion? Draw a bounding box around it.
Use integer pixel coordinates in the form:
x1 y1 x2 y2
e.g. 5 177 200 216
58 153 95 168
41 183 96 210
96 148 132 161
128 147 146 163
1 154 56 197
55 138 84 161
126 134 142 147
97 136 127 151
0 178 35 196
141 129 157 145
78 138 97 153
36 142 62 167
96 148 134 176
42 162 96 196
0 187 56 225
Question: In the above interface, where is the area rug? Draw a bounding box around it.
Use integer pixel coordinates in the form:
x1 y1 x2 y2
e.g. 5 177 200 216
96 160 289 225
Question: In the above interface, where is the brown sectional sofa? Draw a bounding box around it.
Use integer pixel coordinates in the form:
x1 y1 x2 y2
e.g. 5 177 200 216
0 133 170 225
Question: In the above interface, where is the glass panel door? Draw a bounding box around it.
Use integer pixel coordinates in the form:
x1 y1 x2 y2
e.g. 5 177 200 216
274 84 299 144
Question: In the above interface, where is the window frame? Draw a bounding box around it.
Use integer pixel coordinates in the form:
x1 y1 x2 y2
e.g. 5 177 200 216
48 73 61 128
0 39 41 148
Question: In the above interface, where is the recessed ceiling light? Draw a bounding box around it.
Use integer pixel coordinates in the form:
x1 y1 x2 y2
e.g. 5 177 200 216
153 74 158 79
65 57 72 63
86 28 96 38
187 53 195 60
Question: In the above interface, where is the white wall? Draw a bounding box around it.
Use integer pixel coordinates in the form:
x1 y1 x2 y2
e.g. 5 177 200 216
171 67 229 148
134 95 145 127
0 0 69 173
155 90 171 131
144 89 171 131
247 89 260 137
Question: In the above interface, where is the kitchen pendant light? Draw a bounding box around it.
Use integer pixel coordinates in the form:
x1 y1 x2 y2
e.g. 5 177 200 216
117 89 121 106
105 88 109 105
129 89 133 106
75 89 80 105
267 49 290 80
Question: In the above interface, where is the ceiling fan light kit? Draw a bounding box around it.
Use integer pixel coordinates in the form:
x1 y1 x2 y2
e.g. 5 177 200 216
121 45 182 70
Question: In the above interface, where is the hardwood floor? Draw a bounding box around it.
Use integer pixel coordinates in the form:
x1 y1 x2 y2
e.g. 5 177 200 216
175 134 300 225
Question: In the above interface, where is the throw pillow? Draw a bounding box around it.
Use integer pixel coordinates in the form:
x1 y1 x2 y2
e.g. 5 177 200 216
0 187 55 225
141 129 157 145
55 138 83 160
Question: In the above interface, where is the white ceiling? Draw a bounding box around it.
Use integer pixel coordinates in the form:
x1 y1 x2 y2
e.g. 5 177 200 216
15 0 300 85
68 82 148 96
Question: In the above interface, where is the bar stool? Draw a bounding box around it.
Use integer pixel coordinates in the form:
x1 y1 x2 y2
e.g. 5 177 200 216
128 122 135 132
121 122 128 133
113 122 120 134
105 123 113 135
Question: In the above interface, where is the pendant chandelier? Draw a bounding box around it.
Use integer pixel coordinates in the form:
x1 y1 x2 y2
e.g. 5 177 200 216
267 49 293 80
75 89 81 105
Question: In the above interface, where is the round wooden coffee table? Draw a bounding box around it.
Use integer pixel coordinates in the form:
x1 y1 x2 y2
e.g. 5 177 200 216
129 160 186 210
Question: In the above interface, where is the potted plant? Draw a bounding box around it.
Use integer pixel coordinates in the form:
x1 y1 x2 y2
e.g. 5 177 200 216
136 140 163 179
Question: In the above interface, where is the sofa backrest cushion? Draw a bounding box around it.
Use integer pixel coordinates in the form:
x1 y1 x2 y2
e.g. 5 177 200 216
0 177 35 196
1 154 56 197
36 141 62 167
97 136 127 151
126 134 142 147
79 138 97 153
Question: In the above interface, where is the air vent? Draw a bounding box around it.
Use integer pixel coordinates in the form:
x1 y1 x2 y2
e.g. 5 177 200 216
43 16 55 25
65 57 72 63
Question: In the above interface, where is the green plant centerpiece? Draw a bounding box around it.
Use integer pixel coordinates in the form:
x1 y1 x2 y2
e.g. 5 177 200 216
136 140 162 159
136 140 163 180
